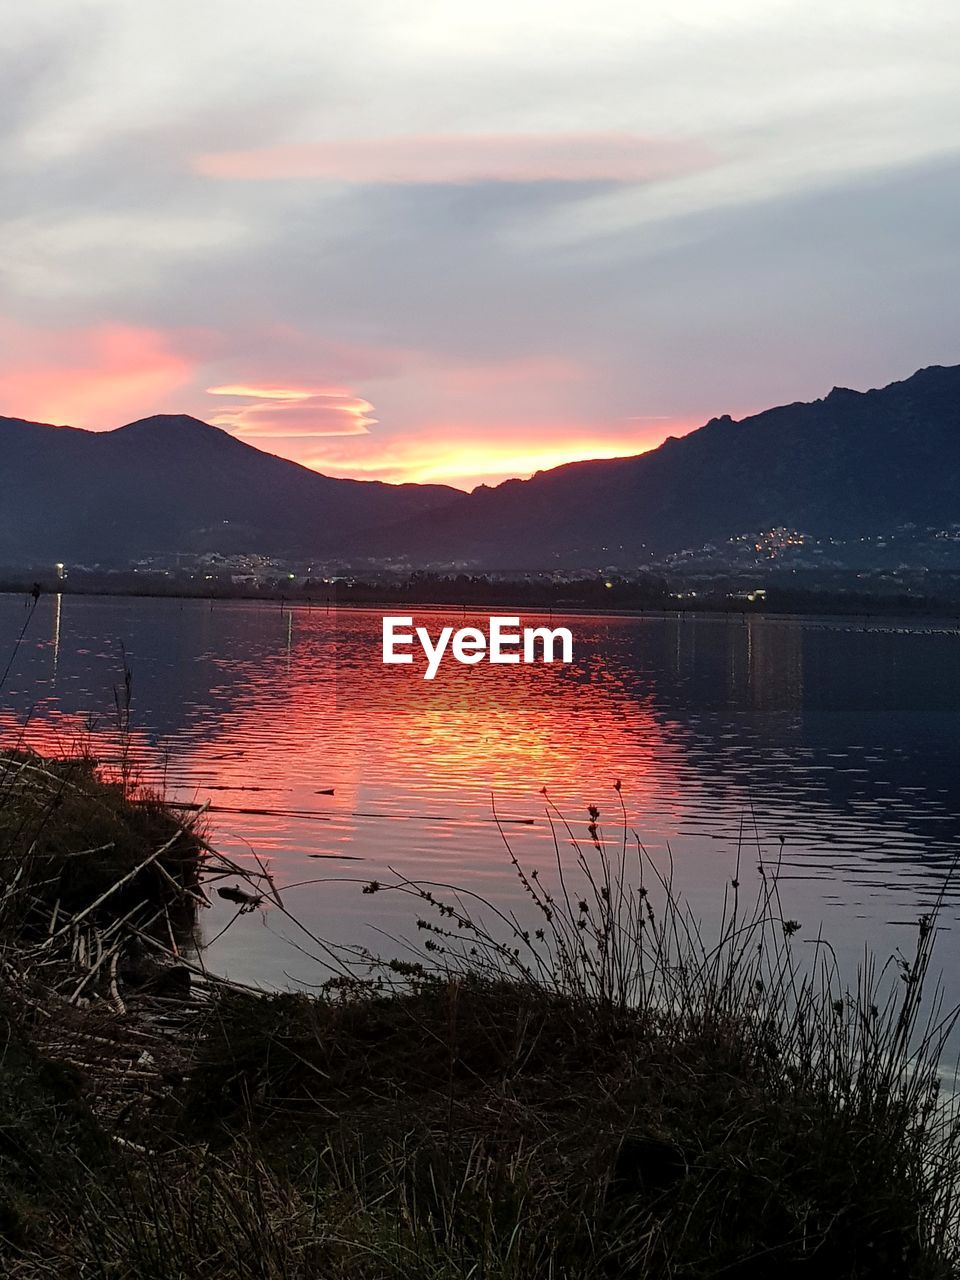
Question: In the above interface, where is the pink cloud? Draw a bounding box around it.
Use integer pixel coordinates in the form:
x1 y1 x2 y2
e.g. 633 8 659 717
0 320 196 428
0 319 695 490
208 385 377 439
202 349 695 486
193 132 713 185
207 383 332 401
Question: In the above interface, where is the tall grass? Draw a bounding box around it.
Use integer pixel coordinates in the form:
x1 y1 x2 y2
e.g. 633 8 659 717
174 790 960 1277
2 753 960 1275
359 787 960 1116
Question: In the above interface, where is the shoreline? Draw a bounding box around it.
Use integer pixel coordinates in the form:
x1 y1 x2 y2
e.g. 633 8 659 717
5 583 960 627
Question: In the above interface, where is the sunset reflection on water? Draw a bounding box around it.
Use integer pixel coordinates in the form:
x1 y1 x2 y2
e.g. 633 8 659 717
3 596 960 991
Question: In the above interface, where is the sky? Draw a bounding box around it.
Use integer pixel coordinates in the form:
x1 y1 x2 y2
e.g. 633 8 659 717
1 2 958 490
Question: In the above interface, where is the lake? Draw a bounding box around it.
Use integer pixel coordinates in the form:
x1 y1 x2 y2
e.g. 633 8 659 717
3 592 960 1005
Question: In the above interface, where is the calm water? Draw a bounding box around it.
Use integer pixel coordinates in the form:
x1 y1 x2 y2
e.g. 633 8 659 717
2 593 960 1000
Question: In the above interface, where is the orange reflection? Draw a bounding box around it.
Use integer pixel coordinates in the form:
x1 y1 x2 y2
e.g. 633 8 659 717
188 611 683 820
0 609 695 896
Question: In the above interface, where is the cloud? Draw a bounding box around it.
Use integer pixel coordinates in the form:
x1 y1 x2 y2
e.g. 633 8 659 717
2 3 959 493
207 383 336 401
207 385 377 439
0 319 196 427
193 132 714 185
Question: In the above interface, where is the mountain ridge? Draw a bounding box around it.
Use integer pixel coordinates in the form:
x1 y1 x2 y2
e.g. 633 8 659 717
351 362 960 567
1 362 958 569
0 411 459 565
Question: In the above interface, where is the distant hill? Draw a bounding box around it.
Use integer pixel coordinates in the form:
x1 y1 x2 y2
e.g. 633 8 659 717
0 414 457 565
357 364 960 568
2 365 959 571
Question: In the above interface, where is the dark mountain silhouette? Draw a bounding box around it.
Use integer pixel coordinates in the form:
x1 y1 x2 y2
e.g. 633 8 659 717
0 413 457 564
2 365 958 570
356 364 960 568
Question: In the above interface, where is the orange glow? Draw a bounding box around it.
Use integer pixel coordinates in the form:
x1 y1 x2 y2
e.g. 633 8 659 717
207 384 326 401
294 427 693 489
0 317 696 489
391 442 645 486
201 354 691 487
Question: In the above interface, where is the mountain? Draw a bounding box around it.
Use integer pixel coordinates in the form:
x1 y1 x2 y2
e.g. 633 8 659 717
357 364 960 568
0 414 457 565
3 365 959 572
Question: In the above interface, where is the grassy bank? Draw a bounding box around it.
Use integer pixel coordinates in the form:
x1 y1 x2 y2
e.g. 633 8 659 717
1 755 959 1277
0 750 201 929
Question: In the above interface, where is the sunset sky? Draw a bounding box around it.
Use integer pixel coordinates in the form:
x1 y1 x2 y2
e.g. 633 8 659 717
2 2 959 489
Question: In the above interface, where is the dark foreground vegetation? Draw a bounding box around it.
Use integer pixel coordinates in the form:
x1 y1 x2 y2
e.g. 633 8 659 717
1 750 960 1277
